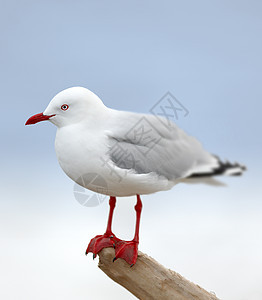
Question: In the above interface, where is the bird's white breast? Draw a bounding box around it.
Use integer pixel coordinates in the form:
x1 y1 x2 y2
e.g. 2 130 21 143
55 123 108 183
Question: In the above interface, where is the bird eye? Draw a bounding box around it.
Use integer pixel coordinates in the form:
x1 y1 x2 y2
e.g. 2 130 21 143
61 104 69 111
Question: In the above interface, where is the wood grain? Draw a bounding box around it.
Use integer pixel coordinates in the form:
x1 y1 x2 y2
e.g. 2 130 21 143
98 248 219 300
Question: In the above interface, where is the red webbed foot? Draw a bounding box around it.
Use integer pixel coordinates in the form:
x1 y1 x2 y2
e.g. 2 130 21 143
113 240 138 266
86 233 118 258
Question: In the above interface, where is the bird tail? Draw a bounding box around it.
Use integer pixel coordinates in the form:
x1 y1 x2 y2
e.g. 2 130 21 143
188 156 246 178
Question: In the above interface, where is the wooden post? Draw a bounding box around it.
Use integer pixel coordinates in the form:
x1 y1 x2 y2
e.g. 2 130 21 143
98 248 219 300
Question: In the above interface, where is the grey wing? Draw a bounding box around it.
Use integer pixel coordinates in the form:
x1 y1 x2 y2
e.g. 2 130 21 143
106 111 218 181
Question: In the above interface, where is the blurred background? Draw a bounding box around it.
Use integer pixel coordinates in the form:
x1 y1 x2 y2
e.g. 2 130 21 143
1 0 262 299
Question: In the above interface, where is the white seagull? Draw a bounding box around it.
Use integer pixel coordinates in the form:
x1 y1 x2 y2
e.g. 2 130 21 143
26 87 246 266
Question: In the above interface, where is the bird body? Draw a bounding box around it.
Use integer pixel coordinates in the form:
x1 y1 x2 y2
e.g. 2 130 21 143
44 87 243 196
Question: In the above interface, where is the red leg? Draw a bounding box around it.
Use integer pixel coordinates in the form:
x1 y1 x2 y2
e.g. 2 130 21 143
105 196 116 235
86 196 118 258
114 195 142 266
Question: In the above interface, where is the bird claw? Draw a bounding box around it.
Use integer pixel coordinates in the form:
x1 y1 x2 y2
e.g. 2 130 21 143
86 233 117 257
113 240 138 266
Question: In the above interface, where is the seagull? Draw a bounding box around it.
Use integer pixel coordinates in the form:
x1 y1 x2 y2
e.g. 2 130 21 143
25 87 246 266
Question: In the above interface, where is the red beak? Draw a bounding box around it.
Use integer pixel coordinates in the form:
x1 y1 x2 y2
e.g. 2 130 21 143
25 113 55 125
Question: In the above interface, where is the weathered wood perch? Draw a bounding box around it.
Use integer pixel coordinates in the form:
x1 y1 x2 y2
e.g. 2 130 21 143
98 248 219 300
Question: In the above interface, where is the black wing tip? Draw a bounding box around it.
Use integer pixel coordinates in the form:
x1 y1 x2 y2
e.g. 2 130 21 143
189 156 247 178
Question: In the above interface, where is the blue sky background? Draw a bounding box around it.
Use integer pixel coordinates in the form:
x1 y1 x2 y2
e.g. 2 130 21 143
1 1 262 299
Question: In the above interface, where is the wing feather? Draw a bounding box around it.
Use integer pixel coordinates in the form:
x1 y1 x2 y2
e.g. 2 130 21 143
106 111 218 181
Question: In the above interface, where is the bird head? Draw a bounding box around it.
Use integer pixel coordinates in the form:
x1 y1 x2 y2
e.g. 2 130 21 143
25 87 105 128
